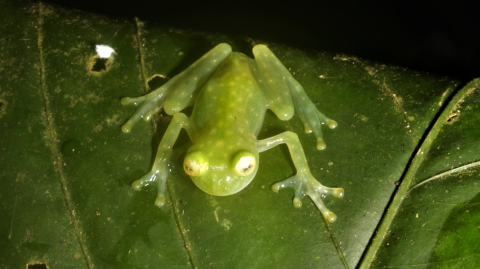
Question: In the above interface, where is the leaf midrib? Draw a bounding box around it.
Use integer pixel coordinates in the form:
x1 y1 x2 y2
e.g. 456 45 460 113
134 18 195 268
37 2 92 268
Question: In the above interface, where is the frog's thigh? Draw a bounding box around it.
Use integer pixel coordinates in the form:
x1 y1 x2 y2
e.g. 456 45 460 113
252 45 294 121
164 43 232 115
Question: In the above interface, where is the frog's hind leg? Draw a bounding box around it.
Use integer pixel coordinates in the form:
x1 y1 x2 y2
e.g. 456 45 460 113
121 43 232 132
292 93 337 150
131 113 195 207
252 45 337 150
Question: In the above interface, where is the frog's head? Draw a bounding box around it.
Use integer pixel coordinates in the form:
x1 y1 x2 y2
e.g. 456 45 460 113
183 150 259 196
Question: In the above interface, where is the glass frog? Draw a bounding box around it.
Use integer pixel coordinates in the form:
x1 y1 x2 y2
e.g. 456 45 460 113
121 43 344 222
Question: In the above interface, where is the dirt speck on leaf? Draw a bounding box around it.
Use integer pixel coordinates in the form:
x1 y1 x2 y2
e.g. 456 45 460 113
86 92 102 104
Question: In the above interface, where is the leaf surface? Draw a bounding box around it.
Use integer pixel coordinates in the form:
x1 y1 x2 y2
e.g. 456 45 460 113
1 2 477 268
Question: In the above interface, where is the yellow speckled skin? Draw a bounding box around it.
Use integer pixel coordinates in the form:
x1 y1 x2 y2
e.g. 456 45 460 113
121 44 344 222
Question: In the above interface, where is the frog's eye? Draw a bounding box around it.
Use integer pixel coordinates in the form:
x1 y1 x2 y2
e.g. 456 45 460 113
184 157 202 177
233 151 256 177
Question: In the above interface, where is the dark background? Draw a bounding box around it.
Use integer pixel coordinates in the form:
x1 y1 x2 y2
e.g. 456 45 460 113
43 0 480 82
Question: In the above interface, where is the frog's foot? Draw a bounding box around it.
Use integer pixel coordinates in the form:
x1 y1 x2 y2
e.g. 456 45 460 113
272 174 344 222
131 169 168 207
295 103 337 150
121 93 167 133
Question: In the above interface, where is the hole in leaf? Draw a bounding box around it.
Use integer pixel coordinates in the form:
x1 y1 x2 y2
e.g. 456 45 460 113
148 75 168 91
28 263 47 269
0 98 6 118
91 57 108 72
446 112 459 124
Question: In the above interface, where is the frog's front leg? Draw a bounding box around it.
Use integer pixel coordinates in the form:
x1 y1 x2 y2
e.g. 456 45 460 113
131 113 195 207
257 131 344 222
121 43 232 132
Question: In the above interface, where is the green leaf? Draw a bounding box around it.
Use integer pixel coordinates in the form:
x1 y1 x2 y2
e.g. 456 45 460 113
360 79 480 268
0 1 478 268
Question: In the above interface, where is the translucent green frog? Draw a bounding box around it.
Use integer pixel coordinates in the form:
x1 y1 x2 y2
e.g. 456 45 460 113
121 44 344 222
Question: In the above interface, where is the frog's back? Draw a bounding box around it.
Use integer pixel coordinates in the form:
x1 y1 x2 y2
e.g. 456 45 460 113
190 52 267 140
